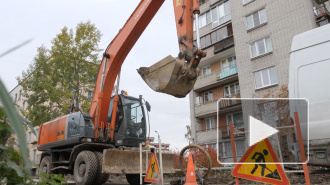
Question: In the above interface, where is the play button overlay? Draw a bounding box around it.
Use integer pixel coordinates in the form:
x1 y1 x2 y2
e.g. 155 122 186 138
249 116 278 147
216 98 309 165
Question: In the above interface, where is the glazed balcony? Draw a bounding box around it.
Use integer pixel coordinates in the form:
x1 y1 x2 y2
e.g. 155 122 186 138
194 64 238 92
214 35 234 54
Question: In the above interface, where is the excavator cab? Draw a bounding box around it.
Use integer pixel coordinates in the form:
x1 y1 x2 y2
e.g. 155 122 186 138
108 93 147 147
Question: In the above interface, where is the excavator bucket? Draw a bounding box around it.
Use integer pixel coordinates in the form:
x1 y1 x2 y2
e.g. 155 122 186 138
102 149 175 174
138 55 199 98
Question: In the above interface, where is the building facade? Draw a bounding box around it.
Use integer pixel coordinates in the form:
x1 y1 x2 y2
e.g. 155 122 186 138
190 0 330 162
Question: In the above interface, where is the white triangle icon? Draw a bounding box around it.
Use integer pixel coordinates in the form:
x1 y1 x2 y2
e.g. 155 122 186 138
249 116 278 146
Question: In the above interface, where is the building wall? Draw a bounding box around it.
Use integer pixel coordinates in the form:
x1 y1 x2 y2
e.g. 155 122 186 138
190 0 326 162
231 0 316 99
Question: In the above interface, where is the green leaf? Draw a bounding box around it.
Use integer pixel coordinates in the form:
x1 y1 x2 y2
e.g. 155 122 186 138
6 160 24 177
0 80 32 175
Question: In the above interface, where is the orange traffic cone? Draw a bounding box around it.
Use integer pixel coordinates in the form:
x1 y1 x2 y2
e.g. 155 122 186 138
185 152 198 185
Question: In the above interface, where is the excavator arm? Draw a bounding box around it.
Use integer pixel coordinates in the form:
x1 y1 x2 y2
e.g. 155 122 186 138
89 0 206 142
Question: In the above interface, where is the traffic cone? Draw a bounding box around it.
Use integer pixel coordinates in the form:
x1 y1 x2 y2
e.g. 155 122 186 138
185 152 198 185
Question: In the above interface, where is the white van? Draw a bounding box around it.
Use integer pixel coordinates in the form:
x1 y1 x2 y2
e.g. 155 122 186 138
289 24 330 166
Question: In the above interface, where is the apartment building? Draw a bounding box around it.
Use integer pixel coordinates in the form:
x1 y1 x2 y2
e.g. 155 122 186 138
190 0 330 162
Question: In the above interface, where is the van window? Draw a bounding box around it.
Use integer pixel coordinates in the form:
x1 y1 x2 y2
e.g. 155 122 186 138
298 59 330 103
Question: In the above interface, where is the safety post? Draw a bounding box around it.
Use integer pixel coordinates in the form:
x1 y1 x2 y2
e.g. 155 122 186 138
229 121 240 185
294 112 311 185
158 138 164 185
140 143 150 185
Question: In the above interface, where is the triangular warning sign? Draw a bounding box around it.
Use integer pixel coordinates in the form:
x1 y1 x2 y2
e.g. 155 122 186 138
232 138 290 185
145 152 162 183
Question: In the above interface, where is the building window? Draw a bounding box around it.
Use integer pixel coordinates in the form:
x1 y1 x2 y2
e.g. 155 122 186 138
204 91 213 102
18 90 22 100
199 11 212 28
246 9 267 30
254 66 278 89
226 112 244 134
202 65 211 76
27 132 31 143
14 93 17 103
211 1 231 29
250 36 272 58
35 129 39 140
22 102 26 110
205 143 217 150
196 1 231 30
206 117 216 131
88 91 94 100
222 140 245 158
33 150 36 162
224 83 240 97
221 56 236 71
200 23 232 49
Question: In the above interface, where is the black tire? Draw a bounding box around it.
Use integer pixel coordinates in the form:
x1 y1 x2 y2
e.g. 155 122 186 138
125 174 151 185
38 156 55 175
74 150 98 185
94 151 110 184
39 156 54 175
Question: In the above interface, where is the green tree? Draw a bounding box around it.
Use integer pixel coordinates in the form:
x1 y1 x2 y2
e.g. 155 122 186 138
184 125 191 142
18 21 102 126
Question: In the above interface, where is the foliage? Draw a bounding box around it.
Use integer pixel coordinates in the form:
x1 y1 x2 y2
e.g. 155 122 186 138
184 125 191 142
37 173 67 185
0 38 67 185
204 147 222 168
17 21 102 126
257 84 292 152
0 89 67 185
170 146 222 171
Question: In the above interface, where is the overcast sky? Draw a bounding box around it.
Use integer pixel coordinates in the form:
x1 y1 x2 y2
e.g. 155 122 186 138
0 0 191 150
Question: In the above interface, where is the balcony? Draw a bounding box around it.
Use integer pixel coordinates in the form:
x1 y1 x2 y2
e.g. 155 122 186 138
196 129 218 143
214 35 234 54
194 64 238 92
195 99 218 118
218 64 238 80
219 95 241 109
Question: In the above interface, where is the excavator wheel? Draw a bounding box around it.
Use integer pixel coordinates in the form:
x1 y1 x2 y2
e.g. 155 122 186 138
125 174 151 185
94 151 110 184
73 150 98 185
39 156 54 175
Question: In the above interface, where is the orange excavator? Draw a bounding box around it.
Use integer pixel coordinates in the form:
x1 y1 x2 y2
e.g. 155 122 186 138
37 0 206 184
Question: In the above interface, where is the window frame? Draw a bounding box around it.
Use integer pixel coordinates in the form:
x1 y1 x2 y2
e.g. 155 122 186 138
221 139 245 158
223 82 240 97
250 36 272 58
202 65 211 76
254 66 278 89
204 91 213 102
205 117 216 131
246 8 267 30
27 131 31 143
18 90 22 100
226 112 244 134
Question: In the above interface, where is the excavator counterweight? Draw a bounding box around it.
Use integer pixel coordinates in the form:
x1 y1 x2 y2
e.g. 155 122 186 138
138 55 200 98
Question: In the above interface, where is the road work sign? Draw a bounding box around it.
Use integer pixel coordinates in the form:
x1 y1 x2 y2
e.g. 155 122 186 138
232 138 290 185
145 152 162 183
